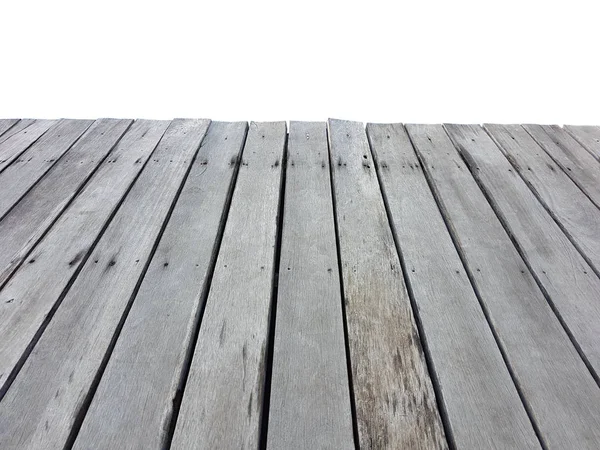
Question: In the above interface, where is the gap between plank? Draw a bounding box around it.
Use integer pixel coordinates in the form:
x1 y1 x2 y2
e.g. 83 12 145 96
444 126 600 388
409 126 547 449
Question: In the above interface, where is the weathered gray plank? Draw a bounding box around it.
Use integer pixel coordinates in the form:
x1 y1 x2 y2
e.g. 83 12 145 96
564 125 600 162
485 124 600 274
445 124 600 378
0 119 58 172
406 124 600 449
0 119 132 286
0 120 169 396
367 122 538 449
328 119 447 449
523 124 600 209
171 122 285 450
267 122 354 450
0 119 93 220
0 120 36 145
0 119 210 449
0 119 19 138
74 122 248 449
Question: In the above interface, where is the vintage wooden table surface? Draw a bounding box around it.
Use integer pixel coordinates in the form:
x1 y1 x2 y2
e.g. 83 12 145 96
0 118 599 449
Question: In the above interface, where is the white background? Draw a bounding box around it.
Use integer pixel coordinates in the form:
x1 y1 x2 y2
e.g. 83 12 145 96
1 0 598 124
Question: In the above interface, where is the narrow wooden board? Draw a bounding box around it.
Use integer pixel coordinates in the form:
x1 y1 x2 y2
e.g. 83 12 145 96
0 119 58 172
0 119 93 220
0 119 19 138
170 122 286 450
0 120 170 396
0 119 132 286
367 122 538 449
406 124 600 449
266 122 354 450
0 119 210 449
523 124 600 209
0 120 36 145
564 125 600 161
445 124 600 378
74 122 248 449
485 124 600 274
328 119 448 449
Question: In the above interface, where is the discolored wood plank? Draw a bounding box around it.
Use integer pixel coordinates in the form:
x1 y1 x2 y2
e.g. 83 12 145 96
445 124 600 379
72 122 247 448
0 119 210 449
0 119 93 220
0 120 170 397
485 124 600 274
0 119 58 172
328 119 448 449
368 122 538 449
267 122 354 450
171 122 286 450
0 119 132 286
564 125 600 162
523 124 600 209
407 123 600 449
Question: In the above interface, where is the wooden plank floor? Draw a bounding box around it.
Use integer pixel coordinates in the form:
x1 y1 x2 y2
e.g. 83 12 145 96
0 119 599 450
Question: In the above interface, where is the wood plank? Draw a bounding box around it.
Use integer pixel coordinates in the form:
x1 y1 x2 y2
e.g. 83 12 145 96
564 125 600 162
0 119 20 138
524 124 600 208
0 120 36 145
0 120 170 396
486 124 600 274
0 119 58 172
0 119 132 286
266 122 354 450
170 122 286 450
445 124 600 379
367 122 538 449
328 119 448 449
405 124 600 449
0 119 210 449
73 121 249 449
0 119 93 220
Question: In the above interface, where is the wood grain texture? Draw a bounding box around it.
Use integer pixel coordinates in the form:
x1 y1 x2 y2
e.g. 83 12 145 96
0 119 20 138
0 119 93 220
407 124 600 449
445 124 600 379
0 119 58 172
485 124 600 274
0 119 210 450
0 120 169 397
564 125 600 161
0 120 36 145
523 124 600 209
266 122 354 450
368 123 538 449
72 121 247 449
171 122 286 450
0 119 132 286
328 119 447 450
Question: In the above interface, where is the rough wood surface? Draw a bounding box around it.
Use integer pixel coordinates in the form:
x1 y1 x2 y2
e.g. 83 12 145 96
485 124 600 274
0 119 19 138
0 120 169 396
564 125 600 161
267 122 354 450
0 119 132 286
0 120 36 144
73 121 247 449
0 119 58 172
445 124 600 379
408 123 600 449
0 119 93 220
523 124 600 209
171 122 286 450
0 119 210 449
368 122 538 449
328 119 447 449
